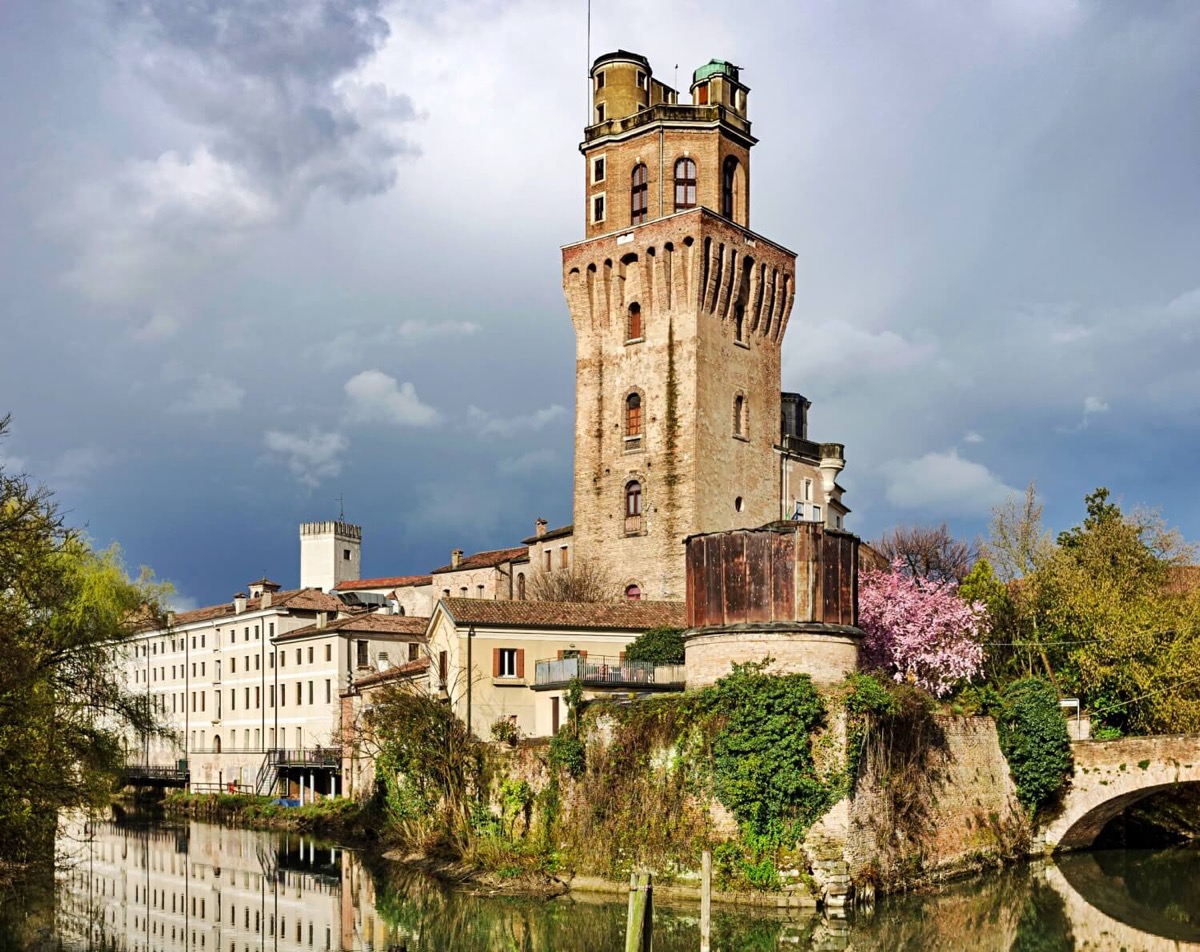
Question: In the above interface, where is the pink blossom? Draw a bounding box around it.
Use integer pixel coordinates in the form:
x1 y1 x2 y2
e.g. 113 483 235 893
858 560 987 697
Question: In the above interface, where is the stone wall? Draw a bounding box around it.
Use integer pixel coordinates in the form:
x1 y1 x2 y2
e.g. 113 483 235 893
842 715 1029 886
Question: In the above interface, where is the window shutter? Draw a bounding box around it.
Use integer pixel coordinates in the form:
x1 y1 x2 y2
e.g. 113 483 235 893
516 649 525 679
580 650 588 660
492 648 501 678
619 651 625 662
557 650 563 660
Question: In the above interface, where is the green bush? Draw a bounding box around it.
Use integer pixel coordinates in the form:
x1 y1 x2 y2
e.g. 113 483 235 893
995 677 1073 813
624 626 686 665
548 728 586 778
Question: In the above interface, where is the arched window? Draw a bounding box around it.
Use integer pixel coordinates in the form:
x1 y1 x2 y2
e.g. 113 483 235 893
627 302 642 340
674 158 697 211
626 393 642 437
631 163 649 224
213 734 222 754
733 394 746 437
722 156 738 219
624 480 643 534
625 583 642 601
517 573 526 600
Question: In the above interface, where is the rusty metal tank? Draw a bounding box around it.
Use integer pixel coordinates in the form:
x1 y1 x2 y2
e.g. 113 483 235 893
683 521 862 688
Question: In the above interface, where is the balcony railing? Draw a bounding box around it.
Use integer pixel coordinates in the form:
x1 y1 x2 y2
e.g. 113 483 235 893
533 656 685 692
267 747 341 767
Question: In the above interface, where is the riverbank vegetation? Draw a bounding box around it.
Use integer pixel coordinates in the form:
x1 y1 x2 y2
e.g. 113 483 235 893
0 416 169 872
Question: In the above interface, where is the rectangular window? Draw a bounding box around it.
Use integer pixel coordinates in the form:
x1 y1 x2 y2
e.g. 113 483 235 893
813 504 823 523
295 683 302 705
636 69 646 89
307 646 313 664
231 688 236 711
596 70 605 89
325 644 331 662
544 550 552 572
255 686 260 708
560 546 569 568
279 650 285 667
593 155 606 184
200 634 205 648
592 193 605 224
244 627 249 642
296 649 301 665
231 658 236 674
269 622 274 637
343 548 351 560
804 478 812 502
439 651 448 688
596 103 605 123
307 681 313 704
245 687 250 708
200 662 205 676
269 685 275 707
496 648 518 679
255 654 260 670
325 680 331 704
229 631 234 645
356 640 368 668
409 642 419 662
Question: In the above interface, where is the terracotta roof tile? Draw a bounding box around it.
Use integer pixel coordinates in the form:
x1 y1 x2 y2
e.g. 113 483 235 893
151 588 346 631
334 575 432 591
430 547 530 575
440 598 685 631
277 613 430 642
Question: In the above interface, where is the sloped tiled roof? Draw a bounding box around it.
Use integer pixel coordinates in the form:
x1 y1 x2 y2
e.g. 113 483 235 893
521 524 574 545
351 657 430 690
334 575 431 591
277 613 430 642
150 588 347 631
430 547 530 575
440 598 685 631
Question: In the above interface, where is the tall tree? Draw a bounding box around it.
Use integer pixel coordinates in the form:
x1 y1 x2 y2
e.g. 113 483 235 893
874 523 978 583
0 416 169 866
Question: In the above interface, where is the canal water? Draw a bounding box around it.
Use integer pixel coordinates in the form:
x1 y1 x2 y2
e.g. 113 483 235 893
5 815 1200 950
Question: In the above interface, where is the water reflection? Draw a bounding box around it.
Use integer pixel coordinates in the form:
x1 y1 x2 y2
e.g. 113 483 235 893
25 817 1200 951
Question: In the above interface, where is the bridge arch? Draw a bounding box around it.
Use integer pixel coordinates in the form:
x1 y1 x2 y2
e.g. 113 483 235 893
1040 737 1200 851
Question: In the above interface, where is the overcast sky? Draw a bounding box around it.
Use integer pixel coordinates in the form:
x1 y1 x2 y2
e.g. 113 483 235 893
2 0 1199 608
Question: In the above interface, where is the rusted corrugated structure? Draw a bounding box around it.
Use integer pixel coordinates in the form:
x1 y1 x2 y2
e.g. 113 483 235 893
683 522 863 689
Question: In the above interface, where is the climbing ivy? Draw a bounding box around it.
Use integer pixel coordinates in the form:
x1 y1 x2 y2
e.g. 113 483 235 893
995 677 1073 813
700 662 837 843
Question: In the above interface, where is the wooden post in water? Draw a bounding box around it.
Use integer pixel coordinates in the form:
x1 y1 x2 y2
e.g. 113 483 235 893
700 849 712 952
625 871 653 951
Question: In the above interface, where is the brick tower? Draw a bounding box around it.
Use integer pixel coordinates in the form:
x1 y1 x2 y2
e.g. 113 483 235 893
562 51 847 601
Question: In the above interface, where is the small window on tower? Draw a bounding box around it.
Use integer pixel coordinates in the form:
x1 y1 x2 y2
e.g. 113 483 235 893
624 480 643 535
596 103 606 123
343 549 351 560
630 163 648 224
593 155 606 183
593 194 606 224
697 83 709 105
636 70 646 89
627 302 642 341
596 70 605 90
674 158 697 212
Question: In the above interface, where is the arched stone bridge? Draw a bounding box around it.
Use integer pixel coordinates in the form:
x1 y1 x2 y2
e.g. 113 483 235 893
1040 735 1200 851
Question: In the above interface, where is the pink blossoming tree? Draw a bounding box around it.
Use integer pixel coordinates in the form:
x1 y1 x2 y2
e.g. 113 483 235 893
858 560 987 697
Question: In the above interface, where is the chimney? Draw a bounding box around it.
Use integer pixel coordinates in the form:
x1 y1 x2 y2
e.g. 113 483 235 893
260 590 272 609
233 593 247 615
316 611 328 629
451 548 463 569
535 518 548 538
166 610 177 628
